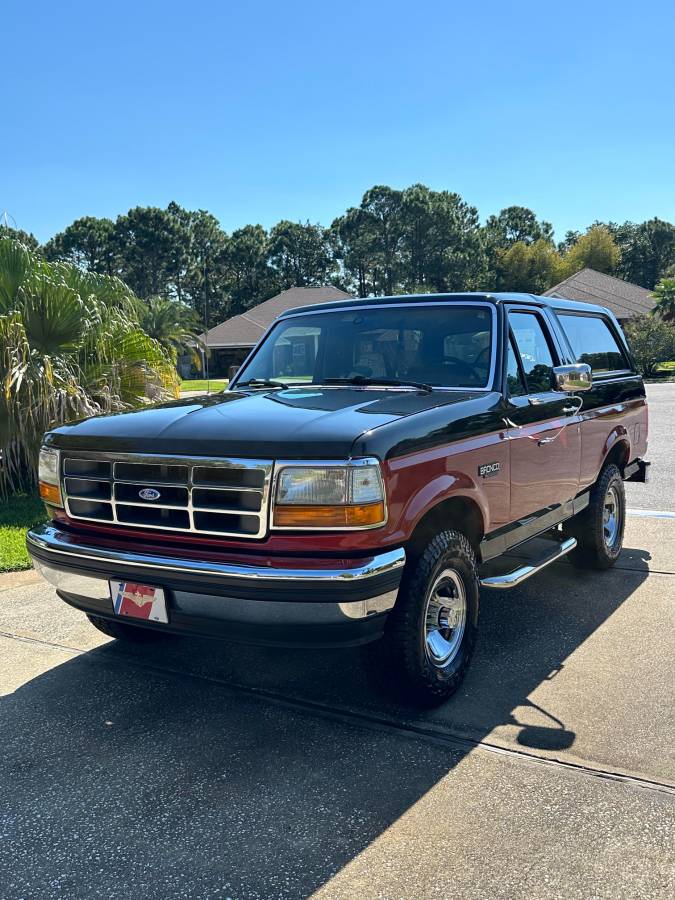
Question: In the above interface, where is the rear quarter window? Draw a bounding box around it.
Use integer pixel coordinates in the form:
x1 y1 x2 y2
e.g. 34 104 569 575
557 313 630 374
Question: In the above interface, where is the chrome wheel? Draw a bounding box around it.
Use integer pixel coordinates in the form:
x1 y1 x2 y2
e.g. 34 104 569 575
603 484 621 549
424 569 467 668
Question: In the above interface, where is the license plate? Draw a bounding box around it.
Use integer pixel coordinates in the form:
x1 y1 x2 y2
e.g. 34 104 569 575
109 580 168 623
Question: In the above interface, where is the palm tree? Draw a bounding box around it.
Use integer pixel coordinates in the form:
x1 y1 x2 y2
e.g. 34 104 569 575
653 277 675 323
0 238 178 495
136 295 204 364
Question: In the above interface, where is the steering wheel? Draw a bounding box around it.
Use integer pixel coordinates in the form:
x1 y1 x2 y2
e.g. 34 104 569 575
443 355 480 379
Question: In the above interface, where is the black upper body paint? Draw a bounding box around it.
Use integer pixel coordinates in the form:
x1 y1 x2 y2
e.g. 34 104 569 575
44 293 645 462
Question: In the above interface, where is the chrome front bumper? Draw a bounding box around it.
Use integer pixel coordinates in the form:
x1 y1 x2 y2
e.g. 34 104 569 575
27 524 406 646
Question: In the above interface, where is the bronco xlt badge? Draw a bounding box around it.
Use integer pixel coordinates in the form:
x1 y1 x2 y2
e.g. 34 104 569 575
478 462 501 478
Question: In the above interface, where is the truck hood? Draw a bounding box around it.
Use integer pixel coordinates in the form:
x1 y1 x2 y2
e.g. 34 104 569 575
45 386 482 459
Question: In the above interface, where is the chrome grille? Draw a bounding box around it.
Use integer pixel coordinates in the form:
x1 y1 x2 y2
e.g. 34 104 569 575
62 452 273 539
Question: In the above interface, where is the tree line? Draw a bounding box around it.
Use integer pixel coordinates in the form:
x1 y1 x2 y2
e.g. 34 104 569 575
3 184 675 328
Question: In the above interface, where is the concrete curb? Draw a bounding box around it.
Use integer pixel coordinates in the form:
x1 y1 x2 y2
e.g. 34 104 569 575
0 568 42 592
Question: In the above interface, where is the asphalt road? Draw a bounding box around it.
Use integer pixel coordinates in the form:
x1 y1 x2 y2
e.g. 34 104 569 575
0 382 673 899
625 382 675 513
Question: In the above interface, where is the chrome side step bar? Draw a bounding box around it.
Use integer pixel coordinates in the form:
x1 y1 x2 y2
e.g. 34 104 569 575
479 537 577 590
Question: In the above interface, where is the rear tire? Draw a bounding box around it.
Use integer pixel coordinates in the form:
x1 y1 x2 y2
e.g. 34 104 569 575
564 463 625 570
86 614 164 642
385 530 479 705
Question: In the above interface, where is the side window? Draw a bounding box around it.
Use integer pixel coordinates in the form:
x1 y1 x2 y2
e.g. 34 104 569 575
506 333 527 396
557 313 629 373
509 312 556 393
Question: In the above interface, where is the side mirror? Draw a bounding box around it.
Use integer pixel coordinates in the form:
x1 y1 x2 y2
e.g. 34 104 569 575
228 365 240 381
552 363 592 392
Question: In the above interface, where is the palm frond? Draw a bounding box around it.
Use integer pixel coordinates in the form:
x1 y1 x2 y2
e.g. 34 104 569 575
18 273 87 354
0 238 179 495
0 238 33 312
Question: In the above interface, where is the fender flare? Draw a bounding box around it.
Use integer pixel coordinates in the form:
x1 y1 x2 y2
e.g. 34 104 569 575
602 426 630 470
401 472 488 542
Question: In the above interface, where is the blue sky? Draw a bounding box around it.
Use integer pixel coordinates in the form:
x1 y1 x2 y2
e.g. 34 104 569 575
3 0 674 243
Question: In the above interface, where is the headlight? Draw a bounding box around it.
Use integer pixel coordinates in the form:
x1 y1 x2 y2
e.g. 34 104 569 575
273 461 386 528
38 446 63 507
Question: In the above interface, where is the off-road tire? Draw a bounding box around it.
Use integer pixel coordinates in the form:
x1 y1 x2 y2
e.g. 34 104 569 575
86 614 164 642
385 530 479 705
564 463 625 570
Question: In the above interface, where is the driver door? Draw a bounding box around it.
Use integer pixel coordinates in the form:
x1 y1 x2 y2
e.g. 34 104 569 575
505 308 581 521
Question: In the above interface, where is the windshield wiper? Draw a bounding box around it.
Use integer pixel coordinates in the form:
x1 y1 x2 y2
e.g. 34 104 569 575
235 378 288 389
324 376 433 394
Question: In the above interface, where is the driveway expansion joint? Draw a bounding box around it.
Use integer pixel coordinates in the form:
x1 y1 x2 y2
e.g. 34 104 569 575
2 626 673 798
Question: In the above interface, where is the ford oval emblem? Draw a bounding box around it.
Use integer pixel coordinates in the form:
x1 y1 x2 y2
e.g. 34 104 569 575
139 488 161 501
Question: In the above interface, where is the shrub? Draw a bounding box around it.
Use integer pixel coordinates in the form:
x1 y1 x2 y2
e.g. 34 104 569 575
623 314 675 377
0 238 178 495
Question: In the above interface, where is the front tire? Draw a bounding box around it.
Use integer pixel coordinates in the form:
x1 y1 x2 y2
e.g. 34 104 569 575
564 463 625 570
386 530 479 705
86 614 164 642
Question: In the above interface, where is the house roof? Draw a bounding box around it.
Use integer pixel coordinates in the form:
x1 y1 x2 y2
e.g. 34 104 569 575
543 268 654 319
201 286 352 348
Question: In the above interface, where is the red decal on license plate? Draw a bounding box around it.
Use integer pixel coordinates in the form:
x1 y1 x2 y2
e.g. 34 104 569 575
114 583 157 619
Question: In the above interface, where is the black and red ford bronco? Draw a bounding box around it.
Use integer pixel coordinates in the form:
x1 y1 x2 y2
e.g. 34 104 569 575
28 293 649 702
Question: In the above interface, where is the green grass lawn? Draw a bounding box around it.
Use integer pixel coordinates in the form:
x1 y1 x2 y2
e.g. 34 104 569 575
0 494 47 572
179 378 229 393
656 360 675 371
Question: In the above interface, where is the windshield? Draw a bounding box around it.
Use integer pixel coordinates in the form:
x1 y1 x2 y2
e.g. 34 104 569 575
235 305 494 390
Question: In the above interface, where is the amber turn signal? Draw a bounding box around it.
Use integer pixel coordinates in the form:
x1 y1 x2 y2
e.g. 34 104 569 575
39 480 62 506
273 502 385 528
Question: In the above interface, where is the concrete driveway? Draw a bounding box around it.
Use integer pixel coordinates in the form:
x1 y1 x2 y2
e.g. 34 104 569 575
1 385 673 899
